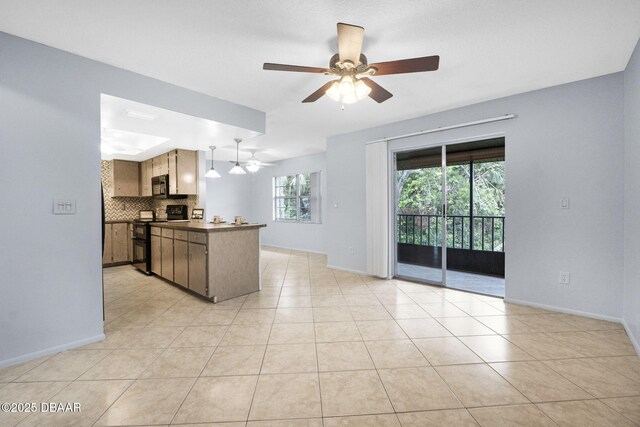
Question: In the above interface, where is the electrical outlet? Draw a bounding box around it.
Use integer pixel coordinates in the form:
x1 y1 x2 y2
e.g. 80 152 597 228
559 271 571 285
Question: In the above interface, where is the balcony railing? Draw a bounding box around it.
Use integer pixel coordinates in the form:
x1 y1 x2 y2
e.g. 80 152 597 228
397 214 505 252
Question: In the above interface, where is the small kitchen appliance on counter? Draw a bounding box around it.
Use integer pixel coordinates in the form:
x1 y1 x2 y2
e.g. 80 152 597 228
164 205 189 222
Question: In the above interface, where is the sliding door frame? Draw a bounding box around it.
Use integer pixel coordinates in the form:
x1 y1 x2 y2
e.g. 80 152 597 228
388 132 506 285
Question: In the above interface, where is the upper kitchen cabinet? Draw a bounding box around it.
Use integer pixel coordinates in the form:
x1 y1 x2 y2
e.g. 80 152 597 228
168 149 198 196
110 160 139 197
152 154 169 177
140 159 153 197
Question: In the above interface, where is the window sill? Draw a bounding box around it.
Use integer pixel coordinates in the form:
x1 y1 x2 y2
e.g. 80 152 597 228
273 220 322 225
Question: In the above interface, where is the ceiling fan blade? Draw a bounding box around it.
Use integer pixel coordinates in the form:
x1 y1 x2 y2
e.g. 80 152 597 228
360 77 393 103
302 81 336 103
337 23 364 66
263 63 328 73
369 55 440 76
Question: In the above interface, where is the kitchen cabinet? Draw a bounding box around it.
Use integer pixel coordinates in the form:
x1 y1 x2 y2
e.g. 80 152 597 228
140 159 153 197
111 160 140 197
152 154 169 177
102 222 129 266
161 237 174 280
148 223 264 303
173 238 189 288
168 149 198 196
188 241 207 296
150 229 162 275
111 223 129 263
102 224 113 265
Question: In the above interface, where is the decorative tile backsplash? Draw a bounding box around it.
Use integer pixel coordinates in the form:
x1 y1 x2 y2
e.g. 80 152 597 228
101 160 201 221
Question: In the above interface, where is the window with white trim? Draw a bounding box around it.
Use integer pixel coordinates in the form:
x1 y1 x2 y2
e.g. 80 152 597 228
273 172 321 223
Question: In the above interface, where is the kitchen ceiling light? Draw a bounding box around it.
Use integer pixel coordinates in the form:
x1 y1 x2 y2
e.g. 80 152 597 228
205 146 221 178
229 138 246 175
123 109 157 121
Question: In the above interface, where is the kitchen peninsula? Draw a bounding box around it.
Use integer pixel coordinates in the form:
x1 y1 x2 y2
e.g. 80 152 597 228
150 221 266 303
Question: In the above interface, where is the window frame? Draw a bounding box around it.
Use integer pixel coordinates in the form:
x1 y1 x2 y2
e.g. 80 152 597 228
272 172 321 223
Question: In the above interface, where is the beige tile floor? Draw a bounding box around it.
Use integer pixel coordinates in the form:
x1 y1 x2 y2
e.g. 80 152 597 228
1 247 639 426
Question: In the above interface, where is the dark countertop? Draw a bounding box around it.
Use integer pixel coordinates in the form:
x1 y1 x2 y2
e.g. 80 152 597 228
150 221 266 232
105 220 134 224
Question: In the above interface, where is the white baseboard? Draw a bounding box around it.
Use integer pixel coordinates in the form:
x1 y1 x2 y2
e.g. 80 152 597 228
261 244 326 256
504 297 622 323
326 264 369 276
0 333 106 369
622 321 640 355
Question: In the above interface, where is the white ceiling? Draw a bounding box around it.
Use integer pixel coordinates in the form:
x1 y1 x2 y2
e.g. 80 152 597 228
100 95 262 161
1 0 639 161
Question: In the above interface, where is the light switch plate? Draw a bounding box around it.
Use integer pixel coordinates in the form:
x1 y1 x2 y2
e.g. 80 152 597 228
561 198 570 209
53 199 76 215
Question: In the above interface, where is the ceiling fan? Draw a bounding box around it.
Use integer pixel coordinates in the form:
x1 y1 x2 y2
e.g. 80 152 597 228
263 22 440 105
243 150 276 173
227 138 275 174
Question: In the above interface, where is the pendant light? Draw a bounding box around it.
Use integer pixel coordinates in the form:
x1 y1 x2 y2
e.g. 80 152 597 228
229 138 246 175
205 146 221 178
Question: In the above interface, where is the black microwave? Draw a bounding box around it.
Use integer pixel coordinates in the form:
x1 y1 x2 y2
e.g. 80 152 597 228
151 174 186 199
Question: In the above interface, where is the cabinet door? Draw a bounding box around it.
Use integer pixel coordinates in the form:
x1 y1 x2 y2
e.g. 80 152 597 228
140 159 151 197
111 223 129 263
102 224 112 265
176 149 198 195
188 242 207 296
173 239 189 288
151 235 162 275
168 150 178 195
112 160 140 197
153 154 169 177
161 237 174 281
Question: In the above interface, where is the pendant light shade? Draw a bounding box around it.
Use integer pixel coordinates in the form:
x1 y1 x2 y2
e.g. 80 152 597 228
229 138 246 175
205 146 221 178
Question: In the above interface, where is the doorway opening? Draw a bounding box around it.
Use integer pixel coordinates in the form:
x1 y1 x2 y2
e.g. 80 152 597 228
394 137 505 297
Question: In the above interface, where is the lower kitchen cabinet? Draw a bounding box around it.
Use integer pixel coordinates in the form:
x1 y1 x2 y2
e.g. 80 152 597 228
102 224 113 265
173 239 189 287
188 241 207 296
151 234 161 275
147 224 262 303
161 237 174 281
112 223 129 263
103 222 130 266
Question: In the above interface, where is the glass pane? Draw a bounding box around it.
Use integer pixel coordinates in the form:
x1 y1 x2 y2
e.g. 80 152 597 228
395 145 443 285
283 175 297 196
298 174 311 196
445 163 471 249
473 160 505 251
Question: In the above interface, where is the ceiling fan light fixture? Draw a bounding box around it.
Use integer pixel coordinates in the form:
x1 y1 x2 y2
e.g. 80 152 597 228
325 76 370 104
246 163 260 173
325 80 341 102
355 78 372 99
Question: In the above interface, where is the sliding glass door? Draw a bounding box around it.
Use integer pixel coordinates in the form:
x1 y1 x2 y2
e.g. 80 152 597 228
396 145 445 285
394 138 506 297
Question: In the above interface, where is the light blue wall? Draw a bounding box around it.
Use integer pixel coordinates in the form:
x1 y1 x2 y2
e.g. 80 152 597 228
251 153 327 254
0 32 264 367
327 73 625 320
205 160 255 223
624 39 640 351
